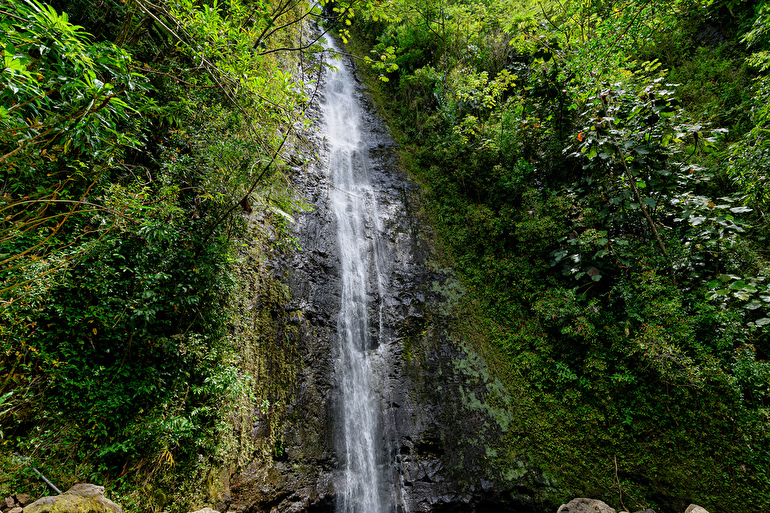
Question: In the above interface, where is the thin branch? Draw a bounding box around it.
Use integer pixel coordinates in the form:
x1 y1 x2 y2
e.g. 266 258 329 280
614 455 628 513
130 65 217 89
0 179 100 266
0 215 120 297
258 14 341 56
202 50 325 243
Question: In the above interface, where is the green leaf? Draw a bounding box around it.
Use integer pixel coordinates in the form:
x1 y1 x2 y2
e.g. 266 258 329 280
734 290 752 301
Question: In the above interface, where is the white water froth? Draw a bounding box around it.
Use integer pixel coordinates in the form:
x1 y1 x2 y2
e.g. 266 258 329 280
322 41 389 513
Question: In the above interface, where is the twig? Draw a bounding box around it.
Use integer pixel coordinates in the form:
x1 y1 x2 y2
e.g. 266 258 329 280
614 455 628 513
12 453 62 495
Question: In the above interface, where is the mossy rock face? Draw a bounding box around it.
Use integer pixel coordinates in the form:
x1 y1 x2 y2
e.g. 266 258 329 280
231 50 557 513
23 484 122 513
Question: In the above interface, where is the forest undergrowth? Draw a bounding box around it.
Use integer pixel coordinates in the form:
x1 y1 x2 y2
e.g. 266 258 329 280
0 0 339 509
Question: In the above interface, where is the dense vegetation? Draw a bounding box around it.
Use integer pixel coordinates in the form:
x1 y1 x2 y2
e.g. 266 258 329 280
0 0 337 508
346 0 770 510
3 0 770 510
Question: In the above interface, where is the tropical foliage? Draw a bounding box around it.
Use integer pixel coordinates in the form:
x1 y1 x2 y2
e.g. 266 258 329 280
348 0 770 509
0 0 337 508
2 0 770 510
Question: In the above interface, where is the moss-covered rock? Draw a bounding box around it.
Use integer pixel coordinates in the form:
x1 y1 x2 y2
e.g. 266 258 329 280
23 484 121 513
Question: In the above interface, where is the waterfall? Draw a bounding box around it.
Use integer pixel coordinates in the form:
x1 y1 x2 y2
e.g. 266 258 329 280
322 41 390 513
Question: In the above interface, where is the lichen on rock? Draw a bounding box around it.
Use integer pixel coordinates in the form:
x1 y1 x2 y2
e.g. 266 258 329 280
22 484 121 513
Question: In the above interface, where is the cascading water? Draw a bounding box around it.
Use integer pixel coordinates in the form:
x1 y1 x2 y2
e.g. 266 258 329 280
321 42 390 513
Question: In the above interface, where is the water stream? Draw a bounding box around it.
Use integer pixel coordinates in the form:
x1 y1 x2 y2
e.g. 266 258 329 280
321 41 390 513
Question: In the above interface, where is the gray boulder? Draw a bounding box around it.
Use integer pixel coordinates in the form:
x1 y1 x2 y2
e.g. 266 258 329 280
685 506 709 513
557 498 617 513
23 484 121 513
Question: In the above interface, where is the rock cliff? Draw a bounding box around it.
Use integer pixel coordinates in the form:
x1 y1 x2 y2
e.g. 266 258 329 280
229 51 552 513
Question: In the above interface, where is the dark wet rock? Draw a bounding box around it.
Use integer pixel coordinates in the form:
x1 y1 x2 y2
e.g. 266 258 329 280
229 44 552 513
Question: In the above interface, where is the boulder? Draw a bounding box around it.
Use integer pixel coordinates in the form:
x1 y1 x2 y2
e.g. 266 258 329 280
189 509 220 513
23 484 121 513
684 506 709 513
9 508 24 513
15 495 32 507
557 498 617 513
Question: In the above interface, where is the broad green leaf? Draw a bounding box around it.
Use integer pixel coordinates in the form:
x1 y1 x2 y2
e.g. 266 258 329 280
734 290 752 301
